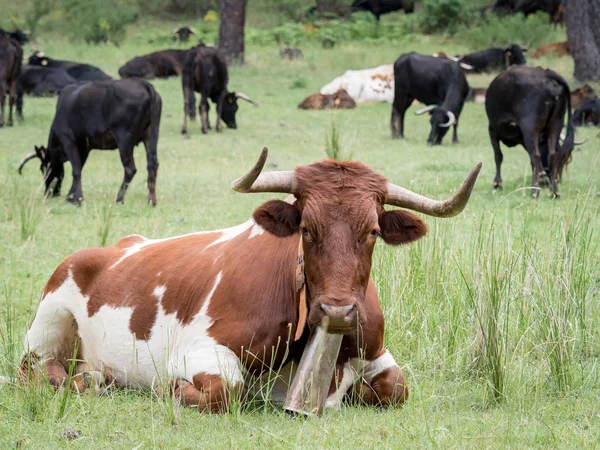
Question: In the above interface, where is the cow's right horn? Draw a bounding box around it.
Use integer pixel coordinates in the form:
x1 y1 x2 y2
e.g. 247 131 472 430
414 105 437 115
385 162 482 217
231 147 295 194
235 92 259 107
560 133 587 145
18 152 39 175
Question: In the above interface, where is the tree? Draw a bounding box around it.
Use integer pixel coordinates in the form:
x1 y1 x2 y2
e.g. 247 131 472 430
565 0 600 81
218 0 247 64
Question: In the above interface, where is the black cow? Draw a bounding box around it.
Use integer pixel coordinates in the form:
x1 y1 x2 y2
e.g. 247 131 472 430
493 0 563 24
28 52 112 82
17 79 161 206
485 65 574 198
119 49 189 79
0 28 29 45
573 99 600 127
351 0 415 20
0 32 23 127
181 44 257 135
19 66 77 96
172 27 196 42
392 52 470 145
456 44 527 73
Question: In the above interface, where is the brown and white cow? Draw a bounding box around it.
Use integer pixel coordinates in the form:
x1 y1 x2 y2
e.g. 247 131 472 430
22 148 481 412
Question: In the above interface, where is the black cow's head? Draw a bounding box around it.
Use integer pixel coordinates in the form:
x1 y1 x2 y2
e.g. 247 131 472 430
28 52 50 66
505 44 527 66
415 105 456 145
172 27 196 42
18 146 64 196
221 92 259 129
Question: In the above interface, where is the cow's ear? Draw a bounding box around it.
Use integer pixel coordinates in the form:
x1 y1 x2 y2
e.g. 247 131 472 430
379 209 427 245
253 200 301 237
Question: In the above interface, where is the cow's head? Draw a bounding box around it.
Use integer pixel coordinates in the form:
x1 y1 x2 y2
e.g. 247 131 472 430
414 105 456 145
222 92 258 129
505 44 527 67
28 52 50 66
232 148 481 334
172 26 196 42
18 145 64 196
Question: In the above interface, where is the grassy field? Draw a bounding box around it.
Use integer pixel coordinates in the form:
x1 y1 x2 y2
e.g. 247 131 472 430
0 21 599 449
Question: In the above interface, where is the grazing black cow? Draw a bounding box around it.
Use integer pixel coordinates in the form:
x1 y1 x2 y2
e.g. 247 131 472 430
172 27 196 42
181 44 257 135
485 65 574 198
0 32 23 127
119 49 189 79
456 44 527 73
28 52 112 82
17 79 162 205
392 52 470 145
493 0 563 24
0 28 29 45
351 0 415 20
573 99 600 127
19 66 77 96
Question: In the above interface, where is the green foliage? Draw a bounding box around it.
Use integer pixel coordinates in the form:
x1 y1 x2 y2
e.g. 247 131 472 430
23 0 56 36
289 77 308 89
456 11 557 50
60 0 138 45
272 23 305 47
418 0 473 34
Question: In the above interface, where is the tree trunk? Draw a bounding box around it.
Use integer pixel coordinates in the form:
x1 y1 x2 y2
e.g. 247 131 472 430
218 0 247 65
565 0 600 81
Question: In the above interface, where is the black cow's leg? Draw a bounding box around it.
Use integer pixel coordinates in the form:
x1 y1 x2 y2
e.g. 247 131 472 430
0 84 5 127
546 122 561 198
66 145 87 205
116 146 137 204
452 123 459 144
199 91 209 134
143 135 158 206
392 94 412 139
489 127 503 190
205 102 211 130
216 92 226 132
7 86 15 127
523 131 544 198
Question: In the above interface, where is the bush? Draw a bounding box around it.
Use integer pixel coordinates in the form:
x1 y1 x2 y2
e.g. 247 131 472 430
418 0 474 34
456 11 557 51
61 0 138 45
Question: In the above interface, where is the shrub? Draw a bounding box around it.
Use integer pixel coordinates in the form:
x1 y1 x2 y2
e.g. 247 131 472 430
418 0 474 34
61 0 138 45
456 11 557 50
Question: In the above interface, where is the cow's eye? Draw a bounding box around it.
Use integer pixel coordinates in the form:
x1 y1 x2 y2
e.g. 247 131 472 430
371 229 381 237
301 226 312 241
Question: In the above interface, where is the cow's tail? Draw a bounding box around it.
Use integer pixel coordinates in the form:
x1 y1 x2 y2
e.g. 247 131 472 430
16 76 23 121
142 81 161 196
547 71 574 182
182 54 196 120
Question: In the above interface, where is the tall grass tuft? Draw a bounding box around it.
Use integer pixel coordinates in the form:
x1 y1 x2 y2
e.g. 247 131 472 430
17 184 48 241
0 283 17 381
325 116 352 161
97 201 114 247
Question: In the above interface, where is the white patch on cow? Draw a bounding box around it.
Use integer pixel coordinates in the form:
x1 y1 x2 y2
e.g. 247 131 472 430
320 65 395 104
249 223 265 239
26 269 243 388
350 350 398 383
475 94 486 104
325 362 355 408
110 220 258 269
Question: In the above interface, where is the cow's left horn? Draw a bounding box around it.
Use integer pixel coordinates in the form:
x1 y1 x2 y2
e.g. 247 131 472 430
189 27 197 34
18 152 39 175
231 147 295 193
385 162 482 217
439 111 456 128
414 105 437 115
235 92 259 107
560 133 587 145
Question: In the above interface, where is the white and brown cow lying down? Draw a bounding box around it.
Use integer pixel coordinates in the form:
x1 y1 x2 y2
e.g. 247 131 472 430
21 148 481 412
320 64 394 104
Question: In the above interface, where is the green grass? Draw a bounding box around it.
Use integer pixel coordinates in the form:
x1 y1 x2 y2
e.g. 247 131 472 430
1 21 599 449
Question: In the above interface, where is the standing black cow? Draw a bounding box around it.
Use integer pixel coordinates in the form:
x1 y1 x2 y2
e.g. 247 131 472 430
0 31 23 127
18 79 162 205
351 0 415 20
456 44 527 73
392 52 470 145
28 52 112 82
485 65 574 198
181 44 257 135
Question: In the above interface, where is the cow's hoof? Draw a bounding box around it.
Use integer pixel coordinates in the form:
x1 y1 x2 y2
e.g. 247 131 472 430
201 128 208 134
531 189 540 199
0 123 4 128
551 193 560 199
149 198 156 207
181 128 187 135
7 121 13 127
67 197 82 206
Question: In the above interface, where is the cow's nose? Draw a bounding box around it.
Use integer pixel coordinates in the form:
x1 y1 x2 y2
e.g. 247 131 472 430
319 303 357 332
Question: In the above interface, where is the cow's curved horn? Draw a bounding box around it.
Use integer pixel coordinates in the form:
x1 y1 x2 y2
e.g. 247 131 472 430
385 162 482 217
18 152 39 175
414 105 437 115
189 27 197 34
235 92 259 107
231 147 295 193
460 63 474 70
172 28 179 33
439 111 456 128
560 133 587 145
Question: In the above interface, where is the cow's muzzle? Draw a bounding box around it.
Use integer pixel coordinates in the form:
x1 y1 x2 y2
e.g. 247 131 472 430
317 302 357 334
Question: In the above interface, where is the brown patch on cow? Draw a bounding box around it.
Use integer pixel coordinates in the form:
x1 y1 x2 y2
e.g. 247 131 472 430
351 365 408 406
41 262 70 299
370 73 392 89
531 41 569 59
298 89 356 110
191 373 243 412
571 84 597 110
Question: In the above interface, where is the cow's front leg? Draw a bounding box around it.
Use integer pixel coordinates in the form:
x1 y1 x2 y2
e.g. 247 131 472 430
173 374 243 413
349 350 408 407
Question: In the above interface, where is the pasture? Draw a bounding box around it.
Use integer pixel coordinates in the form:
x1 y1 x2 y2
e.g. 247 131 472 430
1 22 599 449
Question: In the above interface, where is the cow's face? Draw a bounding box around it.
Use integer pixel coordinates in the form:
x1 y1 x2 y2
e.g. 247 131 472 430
221 94 239 129
29 53 50 66
427 107 454 145
252 161 427 334
505 45 526 66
